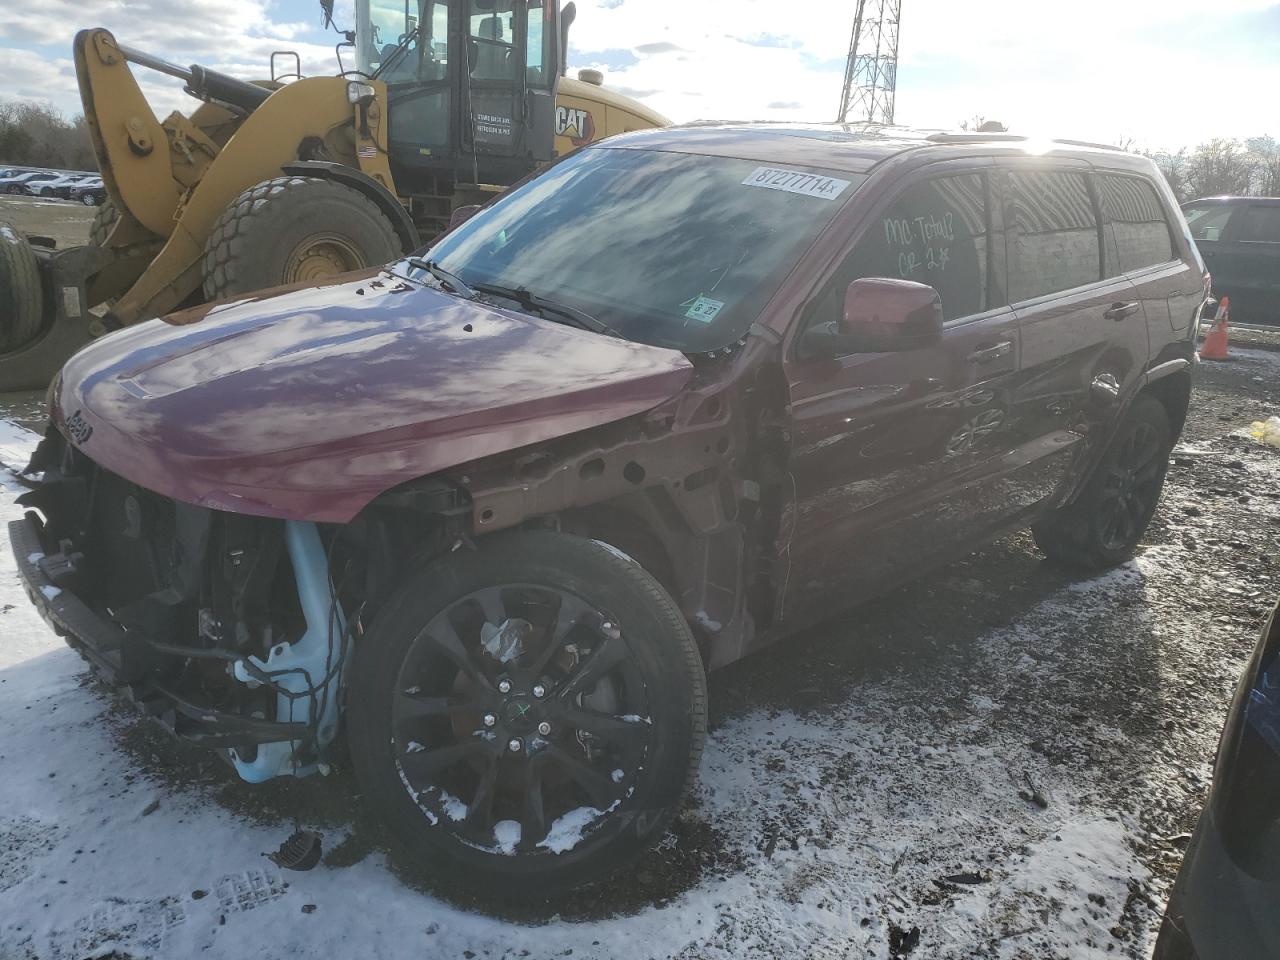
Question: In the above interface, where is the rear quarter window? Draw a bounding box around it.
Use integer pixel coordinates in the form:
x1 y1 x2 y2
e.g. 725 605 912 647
1097 174 1175 273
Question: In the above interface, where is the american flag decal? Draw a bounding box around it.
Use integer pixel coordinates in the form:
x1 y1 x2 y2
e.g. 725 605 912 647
358 145 376 158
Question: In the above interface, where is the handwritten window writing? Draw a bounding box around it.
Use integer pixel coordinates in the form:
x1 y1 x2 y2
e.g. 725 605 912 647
1098 174 1174 274
1007 171 1100 302
840 174 988 322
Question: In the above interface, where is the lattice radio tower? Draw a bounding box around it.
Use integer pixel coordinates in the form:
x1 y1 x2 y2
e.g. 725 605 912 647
836 0 901 125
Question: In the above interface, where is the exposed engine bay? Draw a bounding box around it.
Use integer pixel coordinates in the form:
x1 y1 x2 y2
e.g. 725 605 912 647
16 430 358 781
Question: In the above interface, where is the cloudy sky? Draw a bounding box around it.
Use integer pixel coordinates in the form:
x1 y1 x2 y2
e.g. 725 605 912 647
2 0 1278 150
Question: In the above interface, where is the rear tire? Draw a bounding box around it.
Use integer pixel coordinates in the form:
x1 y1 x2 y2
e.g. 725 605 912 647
0 220 44 351
88 199 119 247
81 193 98 207
201 176 403 301
1033 394 1172 569
347 530 707 897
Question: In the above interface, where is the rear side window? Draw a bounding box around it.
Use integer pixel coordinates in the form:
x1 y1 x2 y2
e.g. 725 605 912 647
1239 205 1280 243
1097 174 1175 272
1006 170 1099 303
838 173 990 321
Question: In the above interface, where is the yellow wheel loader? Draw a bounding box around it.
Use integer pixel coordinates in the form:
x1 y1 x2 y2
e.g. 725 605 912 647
0 0 667 389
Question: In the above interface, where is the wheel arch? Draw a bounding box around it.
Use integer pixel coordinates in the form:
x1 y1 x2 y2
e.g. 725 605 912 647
280 160 420 255
1140 361 1192 442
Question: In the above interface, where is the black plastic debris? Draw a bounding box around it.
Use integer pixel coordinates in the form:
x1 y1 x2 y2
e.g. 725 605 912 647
268 830 323 871
888 922 920 956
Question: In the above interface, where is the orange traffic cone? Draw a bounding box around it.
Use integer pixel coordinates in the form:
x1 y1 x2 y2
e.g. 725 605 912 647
1200 296 1230 360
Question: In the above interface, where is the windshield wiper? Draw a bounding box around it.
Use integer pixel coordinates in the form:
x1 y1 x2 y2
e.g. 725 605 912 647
406 257 476 299
472 282 621 338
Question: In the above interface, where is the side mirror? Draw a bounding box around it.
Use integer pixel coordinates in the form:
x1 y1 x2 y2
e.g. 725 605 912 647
803 277 943 357
447 204 482 230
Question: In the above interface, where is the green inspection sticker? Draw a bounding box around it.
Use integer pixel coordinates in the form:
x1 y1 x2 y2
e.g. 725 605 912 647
683 295 725 323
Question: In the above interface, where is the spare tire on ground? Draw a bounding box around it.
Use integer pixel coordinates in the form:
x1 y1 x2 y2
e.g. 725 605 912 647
0 221 44 352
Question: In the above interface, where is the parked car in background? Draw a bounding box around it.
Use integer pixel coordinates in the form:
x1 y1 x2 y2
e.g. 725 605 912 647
0 171 59 194
1154 599 1280 959
67 177 105 206
1183 197 1280 324
11 125 1207 895
24 173 94 199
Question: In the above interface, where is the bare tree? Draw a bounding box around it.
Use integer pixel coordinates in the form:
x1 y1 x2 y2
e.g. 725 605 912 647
1184 138 1256 199
1143 148 1190 203
1246 136 1280 197
0 99 97 171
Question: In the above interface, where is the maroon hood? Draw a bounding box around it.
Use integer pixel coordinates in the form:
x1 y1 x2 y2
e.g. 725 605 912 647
53 272 692 522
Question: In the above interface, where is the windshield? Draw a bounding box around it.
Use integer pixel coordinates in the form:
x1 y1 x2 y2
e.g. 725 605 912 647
416 147 864 352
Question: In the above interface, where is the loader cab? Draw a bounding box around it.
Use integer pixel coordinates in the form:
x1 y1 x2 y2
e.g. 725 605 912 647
357 0 560 187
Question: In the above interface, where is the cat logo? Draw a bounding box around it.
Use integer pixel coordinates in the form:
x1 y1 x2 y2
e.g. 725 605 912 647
555 106 596 147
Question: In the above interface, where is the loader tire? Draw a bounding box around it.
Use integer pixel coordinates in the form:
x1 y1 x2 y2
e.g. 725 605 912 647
202 176 403 301
88 199 119 247
0 220 44 352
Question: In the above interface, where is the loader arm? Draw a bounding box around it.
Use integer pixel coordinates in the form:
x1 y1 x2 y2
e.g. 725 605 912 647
74 29 182 241
71 28 396 328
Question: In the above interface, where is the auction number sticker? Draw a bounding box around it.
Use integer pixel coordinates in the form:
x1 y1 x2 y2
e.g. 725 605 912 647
741 166 851 200
683 295 725 323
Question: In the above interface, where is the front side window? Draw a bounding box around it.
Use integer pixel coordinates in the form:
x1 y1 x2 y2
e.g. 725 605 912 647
1006 170 1100 303
1182 203 1237 242
834 173 990 323
420 147 864 352
1239 205 1280 243
1098 174 1175 273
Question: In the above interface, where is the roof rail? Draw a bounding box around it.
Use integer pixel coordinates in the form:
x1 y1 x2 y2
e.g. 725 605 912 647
925 132 1126 152
1053 139 1125 152
925 132 1027 143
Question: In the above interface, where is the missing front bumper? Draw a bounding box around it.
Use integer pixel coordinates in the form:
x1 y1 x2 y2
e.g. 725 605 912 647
8 511 312 756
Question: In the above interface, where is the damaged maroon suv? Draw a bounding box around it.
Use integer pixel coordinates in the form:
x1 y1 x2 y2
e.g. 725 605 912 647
12 124 1207 894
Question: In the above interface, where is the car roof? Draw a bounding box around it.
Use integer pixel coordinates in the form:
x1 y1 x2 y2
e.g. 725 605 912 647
599 122 1150 175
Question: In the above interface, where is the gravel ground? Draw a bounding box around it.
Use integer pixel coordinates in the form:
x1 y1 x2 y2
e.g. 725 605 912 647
0 348 1277 960
0 195 94 249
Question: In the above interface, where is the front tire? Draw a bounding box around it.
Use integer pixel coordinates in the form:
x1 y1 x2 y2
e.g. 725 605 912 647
347 530 707 897
201 176 403 301
1033 394 1172 569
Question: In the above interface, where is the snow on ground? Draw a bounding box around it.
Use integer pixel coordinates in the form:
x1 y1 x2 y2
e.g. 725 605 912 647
0 395 1277 959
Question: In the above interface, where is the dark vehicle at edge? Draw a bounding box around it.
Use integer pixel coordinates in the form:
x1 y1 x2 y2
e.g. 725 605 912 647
67 177 106 206
1183 196 1280 324
1155 600 1280 959
10 123 1208 897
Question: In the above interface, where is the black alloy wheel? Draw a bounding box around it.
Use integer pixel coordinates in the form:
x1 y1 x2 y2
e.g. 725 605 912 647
348 531 706 896
1033 393 1173 569
1097 418 1164 552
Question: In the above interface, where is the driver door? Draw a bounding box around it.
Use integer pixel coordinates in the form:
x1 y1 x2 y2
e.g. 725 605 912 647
775 168 1028 633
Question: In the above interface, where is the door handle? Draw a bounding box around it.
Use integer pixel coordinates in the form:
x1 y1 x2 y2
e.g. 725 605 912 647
1104 302 1141 321
967 341 1013 364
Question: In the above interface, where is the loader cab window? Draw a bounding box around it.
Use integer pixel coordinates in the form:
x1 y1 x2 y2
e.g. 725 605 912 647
369 0 449 83
525 1 552 86
469 1 519 81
